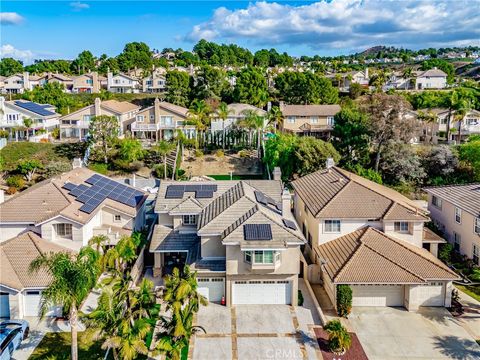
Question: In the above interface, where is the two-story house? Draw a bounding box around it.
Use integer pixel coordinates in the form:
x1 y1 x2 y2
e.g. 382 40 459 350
210 103 266 133
291 163 458 311
424 184 480 266
142 72 166 93
150 177 305 305
451 109 480 143
0 96 60 141
59 98 140 140
414 68 448 90
0 72 42 94
71 72 102 93
107 72 140 93
130 98 195 141
279 103 341 139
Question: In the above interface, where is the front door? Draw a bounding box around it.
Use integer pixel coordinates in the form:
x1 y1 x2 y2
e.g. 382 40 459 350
163 252 188 275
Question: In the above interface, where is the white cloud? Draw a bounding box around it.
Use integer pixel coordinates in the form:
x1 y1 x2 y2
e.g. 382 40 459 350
0 44 34 63
70 2 90 11
0 12 24 25
185 0 480 51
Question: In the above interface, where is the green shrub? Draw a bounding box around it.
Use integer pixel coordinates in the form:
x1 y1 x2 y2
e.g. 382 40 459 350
238 149 248 158
438 243 453 265
349 164 383 184
336 285 352 318
51 127 60 139
324 319 352 353
195 149 204 158
298 290 304 306
216 150 224 158
153 164 173 179
0 130 9 138
6 175 25 189
44 161 72 178
88 162 109 175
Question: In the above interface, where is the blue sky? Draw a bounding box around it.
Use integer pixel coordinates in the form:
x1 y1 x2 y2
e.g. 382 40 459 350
1 1 479 63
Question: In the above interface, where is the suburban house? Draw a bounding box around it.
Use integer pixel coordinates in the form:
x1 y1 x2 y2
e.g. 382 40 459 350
107 72 140 93
451 109 480 142
71 72 103 93
59 98 140 140
279 103 341 139
210 103 267 133
149 175 305 305
414 68 447 90
0 167 148 249
39 73 74 90
142 71 166 93
0 232 70 319
0 72 42 94
291 164 459 311
338 69 370 91
0 96 60 141
424 184 480 266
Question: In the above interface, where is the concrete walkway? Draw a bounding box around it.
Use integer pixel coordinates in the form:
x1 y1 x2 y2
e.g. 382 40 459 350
456 289 480 340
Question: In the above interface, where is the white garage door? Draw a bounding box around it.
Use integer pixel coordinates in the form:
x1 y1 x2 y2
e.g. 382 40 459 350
0 293 10 319
351 285 404 307
416 282 444 307
197 278 225 302
232 280 291 305
24 291 62 317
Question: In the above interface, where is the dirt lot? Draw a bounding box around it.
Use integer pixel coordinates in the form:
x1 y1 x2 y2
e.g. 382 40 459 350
181 150 263 177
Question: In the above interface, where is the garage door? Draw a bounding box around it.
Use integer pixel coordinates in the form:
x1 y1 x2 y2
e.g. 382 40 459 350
0 293 10 319
24 291 62 317
416 282 444 306
232 280 291 305
197 278 225 302
351 285 404 307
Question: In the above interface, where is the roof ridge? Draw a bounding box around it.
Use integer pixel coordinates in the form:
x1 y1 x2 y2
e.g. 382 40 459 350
315 168 351 217
221 205 258 240
257 208 305 243
331 228 368 280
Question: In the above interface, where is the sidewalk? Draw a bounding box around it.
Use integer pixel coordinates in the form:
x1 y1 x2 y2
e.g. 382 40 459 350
457 289 480 340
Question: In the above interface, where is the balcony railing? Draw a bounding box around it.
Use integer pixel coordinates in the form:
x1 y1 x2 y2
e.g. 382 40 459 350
131 122 159 131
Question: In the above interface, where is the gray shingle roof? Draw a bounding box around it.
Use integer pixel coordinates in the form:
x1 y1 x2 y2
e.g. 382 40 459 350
424 184 480 216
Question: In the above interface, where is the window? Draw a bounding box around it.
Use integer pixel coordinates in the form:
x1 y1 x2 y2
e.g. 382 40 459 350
324 220 341 233
253 250 274 264
136 115 144 123
394 221 409 233
114 214 121 222
475 217 480 235
86 79 93 85
287 116 296 124
327 116 335 126
160 116 173 126
455 207 462 224
432 196 442 209
55 223 72 238
83 115 91 122
245 251 252 263
158 80 165 86
454 232 461 252
150 115 155 122
473 244 479 265
146 80 153 85
310 117 319 124
182 215 196 225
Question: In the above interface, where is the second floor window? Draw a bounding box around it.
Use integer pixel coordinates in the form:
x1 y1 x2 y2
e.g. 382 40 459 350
455 207 462 224
55 223 72 238
310 117 318 124
327 116 335 126
454 232 461 252
394 221 409 233
287 116 295 124
114 215 121 222
136 115 144 123
324 220 341 233
475 217 480 235
83 115 91 122
183 215 196 225
473 244 479 265
432 196 442 209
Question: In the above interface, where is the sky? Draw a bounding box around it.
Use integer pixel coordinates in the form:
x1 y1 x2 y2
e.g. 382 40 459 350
1 0 479 64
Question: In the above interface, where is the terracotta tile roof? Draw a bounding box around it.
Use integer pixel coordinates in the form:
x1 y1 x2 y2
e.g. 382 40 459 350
423 227 446 243
159 101 189 117
279 104 341 117
0 232 72 291
101 100 140 114
424 184 480 216
291 167 428 221
316 227 459 284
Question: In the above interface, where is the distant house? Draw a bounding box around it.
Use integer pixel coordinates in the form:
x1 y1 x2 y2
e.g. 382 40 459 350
130 98 195 141
142 71 166 93
414 68 447 90
71 72 102 93
0 96 60 141
39 73 74 91
59 98 140 140
210 103 266 133
279 102 341 139
107 72 140 93
0 72 42 94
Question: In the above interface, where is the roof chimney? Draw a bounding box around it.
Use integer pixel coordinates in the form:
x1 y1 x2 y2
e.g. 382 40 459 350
72 158 83 169
282 188 292 218
326 157 335 169
273 166 282 181
94 97 101 116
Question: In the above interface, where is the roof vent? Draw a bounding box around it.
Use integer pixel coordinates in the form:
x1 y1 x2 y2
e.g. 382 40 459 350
326 157 335 169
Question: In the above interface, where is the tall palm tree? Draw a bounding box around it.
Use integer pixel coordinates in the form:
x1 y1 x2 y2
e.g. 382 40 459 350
267 106 283 133
240 109 265 158
187 99 211 150
216 102 233 149
103 235 140 274
445 90 465 143
454 100 469 143
29 247 100 360
402 67 413 90
23 118 33 140
154 140 176 179
417 110 437 144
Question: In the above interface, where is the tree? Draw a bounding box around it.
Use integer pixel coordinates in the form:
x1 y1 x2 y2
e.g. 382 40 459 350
23 118 33 140
332 107 370 166
23 82 76 115
30 247 100 360
103 234 141 274
379 143 426 185
71 50 96 74
323 320 352 354
266 106 283 132
89 115 119 164
294 136 341 176
263 133 298 180
216 102 233 149
401 67 413 90
118 138 144 162
98 55 119 75
192 65 229 101
165 71 191 107
421 145 459 181
458 137 480 180
187 100 211 149
154 140 176 179
239 109 264 157
357 93 417 172
233 67 268 107
0 57 23 76
17 159 43 182
416 110 437 144
117 42 153 72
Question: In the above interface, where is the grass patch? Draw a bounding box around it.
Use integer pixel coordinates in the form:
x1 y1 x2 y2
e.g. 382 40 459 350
455 284 480 302
29 329 108 360
88 162 109 175
0 142 67 171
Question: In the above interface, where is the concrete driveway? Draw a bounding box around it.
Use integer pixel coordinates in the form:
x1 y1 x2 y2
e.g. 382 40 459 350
349 307 480 360
192 304 320 360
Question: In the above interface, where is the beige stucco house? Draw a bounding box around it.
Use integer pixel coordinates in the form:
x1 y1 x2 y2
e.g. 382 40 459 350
279 103 341 139
150 177 305 306
291 164 459 311
59 98 140 140
71 72 102 93
425 184 480 266
107 72 140 93
210 103 267 133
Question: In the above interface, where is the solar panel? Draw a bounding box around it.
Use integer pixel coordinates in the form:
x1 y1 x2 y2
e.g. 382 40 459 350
185 184 202 192
165 190 184 199
79 203 97 214
244 224 272 241
14 101 55 116
282 219 297 230
69 184 89 197
62 182 77 191
167 185 185 192
254 191 268 205
195 190 214 198
85 174 103 185
202 184 217 192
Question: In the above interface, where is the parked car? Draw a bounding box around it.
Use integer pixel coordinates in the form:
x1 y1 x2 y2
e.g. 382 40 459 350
0 320 29 360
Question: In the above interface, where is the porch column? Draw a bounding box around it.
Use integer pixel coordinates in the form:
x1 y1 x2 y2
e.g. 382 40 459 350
153 252 163 277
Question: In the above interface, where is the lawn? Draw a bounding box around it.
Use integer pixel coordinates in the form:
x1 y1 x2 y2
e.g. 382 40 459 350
29 329 109 360
455 284 480 302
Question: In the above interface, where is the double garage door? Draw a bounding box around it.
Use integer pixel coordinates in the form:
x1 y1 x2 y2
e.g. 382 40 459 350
232 280 292 305
24 291 62 317
197 278 225 302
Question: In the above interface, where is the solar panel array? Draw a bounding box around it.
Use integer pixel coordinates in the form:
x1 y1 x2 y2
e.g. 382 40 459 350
62 174 144 214
243 224 273 241
282 218 297 230
165 184 218 199
14 101 55 117
254 190 281 210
